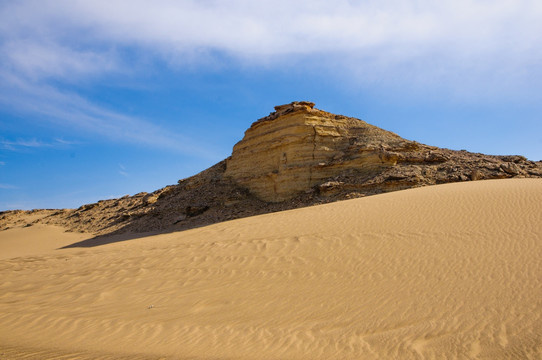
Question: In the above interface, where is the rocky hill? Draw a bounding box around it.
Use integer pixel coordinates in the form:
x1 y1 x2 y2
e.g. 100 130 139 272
2 101 541 237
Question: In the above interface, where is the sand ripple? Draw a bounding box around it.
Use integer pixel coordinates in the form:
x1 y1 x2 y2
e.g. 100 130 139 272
1 179 541 359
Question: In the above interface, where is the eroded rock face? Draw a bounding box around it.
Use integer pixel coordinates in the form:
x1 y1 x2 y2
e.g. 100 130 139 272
226 101 422 201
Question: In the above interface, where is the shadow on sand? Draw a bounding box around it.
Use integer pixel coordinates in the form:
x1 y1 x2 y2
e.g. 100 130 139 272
58 230 175 249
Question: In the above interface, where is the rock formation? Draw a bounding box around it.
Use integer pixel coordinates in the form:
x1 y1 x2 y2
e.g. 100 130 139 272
2 101 542 237
226 101 424 201
226 101 542 202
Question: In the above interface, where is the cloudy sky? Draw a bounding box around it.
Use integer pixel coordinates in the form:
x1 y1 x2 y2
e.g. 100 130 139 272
1 0 541 210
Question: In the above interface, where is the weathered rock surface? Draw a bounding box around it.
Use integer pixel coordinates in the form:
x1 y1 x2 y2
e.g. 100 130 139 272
1 101 541 238
227 101 427 201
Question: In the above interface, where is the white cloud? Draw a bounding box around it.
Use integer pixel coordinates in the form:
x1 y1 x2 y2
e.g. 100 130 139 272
4 1 542 62
0 1 539 93
26 1 542 57
2 40 120 81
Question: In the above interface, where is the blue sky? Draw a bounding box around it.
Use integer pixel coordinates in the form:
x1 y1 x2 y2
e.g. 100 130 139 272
1 0 541 210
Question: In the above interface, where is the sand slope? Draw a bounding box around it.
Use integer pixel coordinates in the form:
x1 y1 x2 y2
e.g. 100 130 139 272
0 224 92 260
1 179 541 359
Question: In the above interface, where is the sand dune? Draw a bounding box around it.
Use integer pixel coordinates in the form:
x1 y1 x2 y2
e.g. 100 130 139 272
1 178 541 359
0 224 93 260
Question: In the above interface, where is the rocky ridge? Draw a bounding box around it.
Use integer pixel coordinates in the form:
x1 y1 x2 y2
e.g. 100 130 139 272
2 101 541 237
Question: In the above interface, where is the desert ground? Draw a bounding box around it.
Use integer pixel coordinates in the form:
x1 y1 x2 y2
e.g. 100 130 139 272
1 178 541 359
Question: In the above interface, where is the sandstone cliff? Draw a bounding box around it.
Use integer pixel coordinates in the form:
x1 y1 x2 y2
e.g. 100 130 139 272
2 102 541 238
227 101 430 201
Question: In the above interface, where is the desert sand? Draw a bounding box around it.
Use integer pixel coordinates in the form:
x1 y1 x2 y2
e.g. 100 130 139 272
1 178 541 359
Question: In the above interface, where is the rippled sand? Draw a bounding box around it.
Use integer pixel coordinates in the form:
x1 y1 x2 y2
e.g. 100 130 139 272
1 179 541 359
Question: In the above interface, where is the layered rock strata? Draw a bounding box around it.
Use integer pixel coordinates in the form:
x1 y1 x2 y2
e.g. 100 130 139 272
226 101 422 201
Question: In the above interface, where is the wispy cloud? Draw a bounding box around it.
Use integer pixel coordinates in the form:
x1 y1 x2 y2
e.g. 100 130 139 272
118 164 129 177
0 137 78 151
0 71 220 159
0 184 18 190
0 2 222 160
53 138 80 146
0 161 5 166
